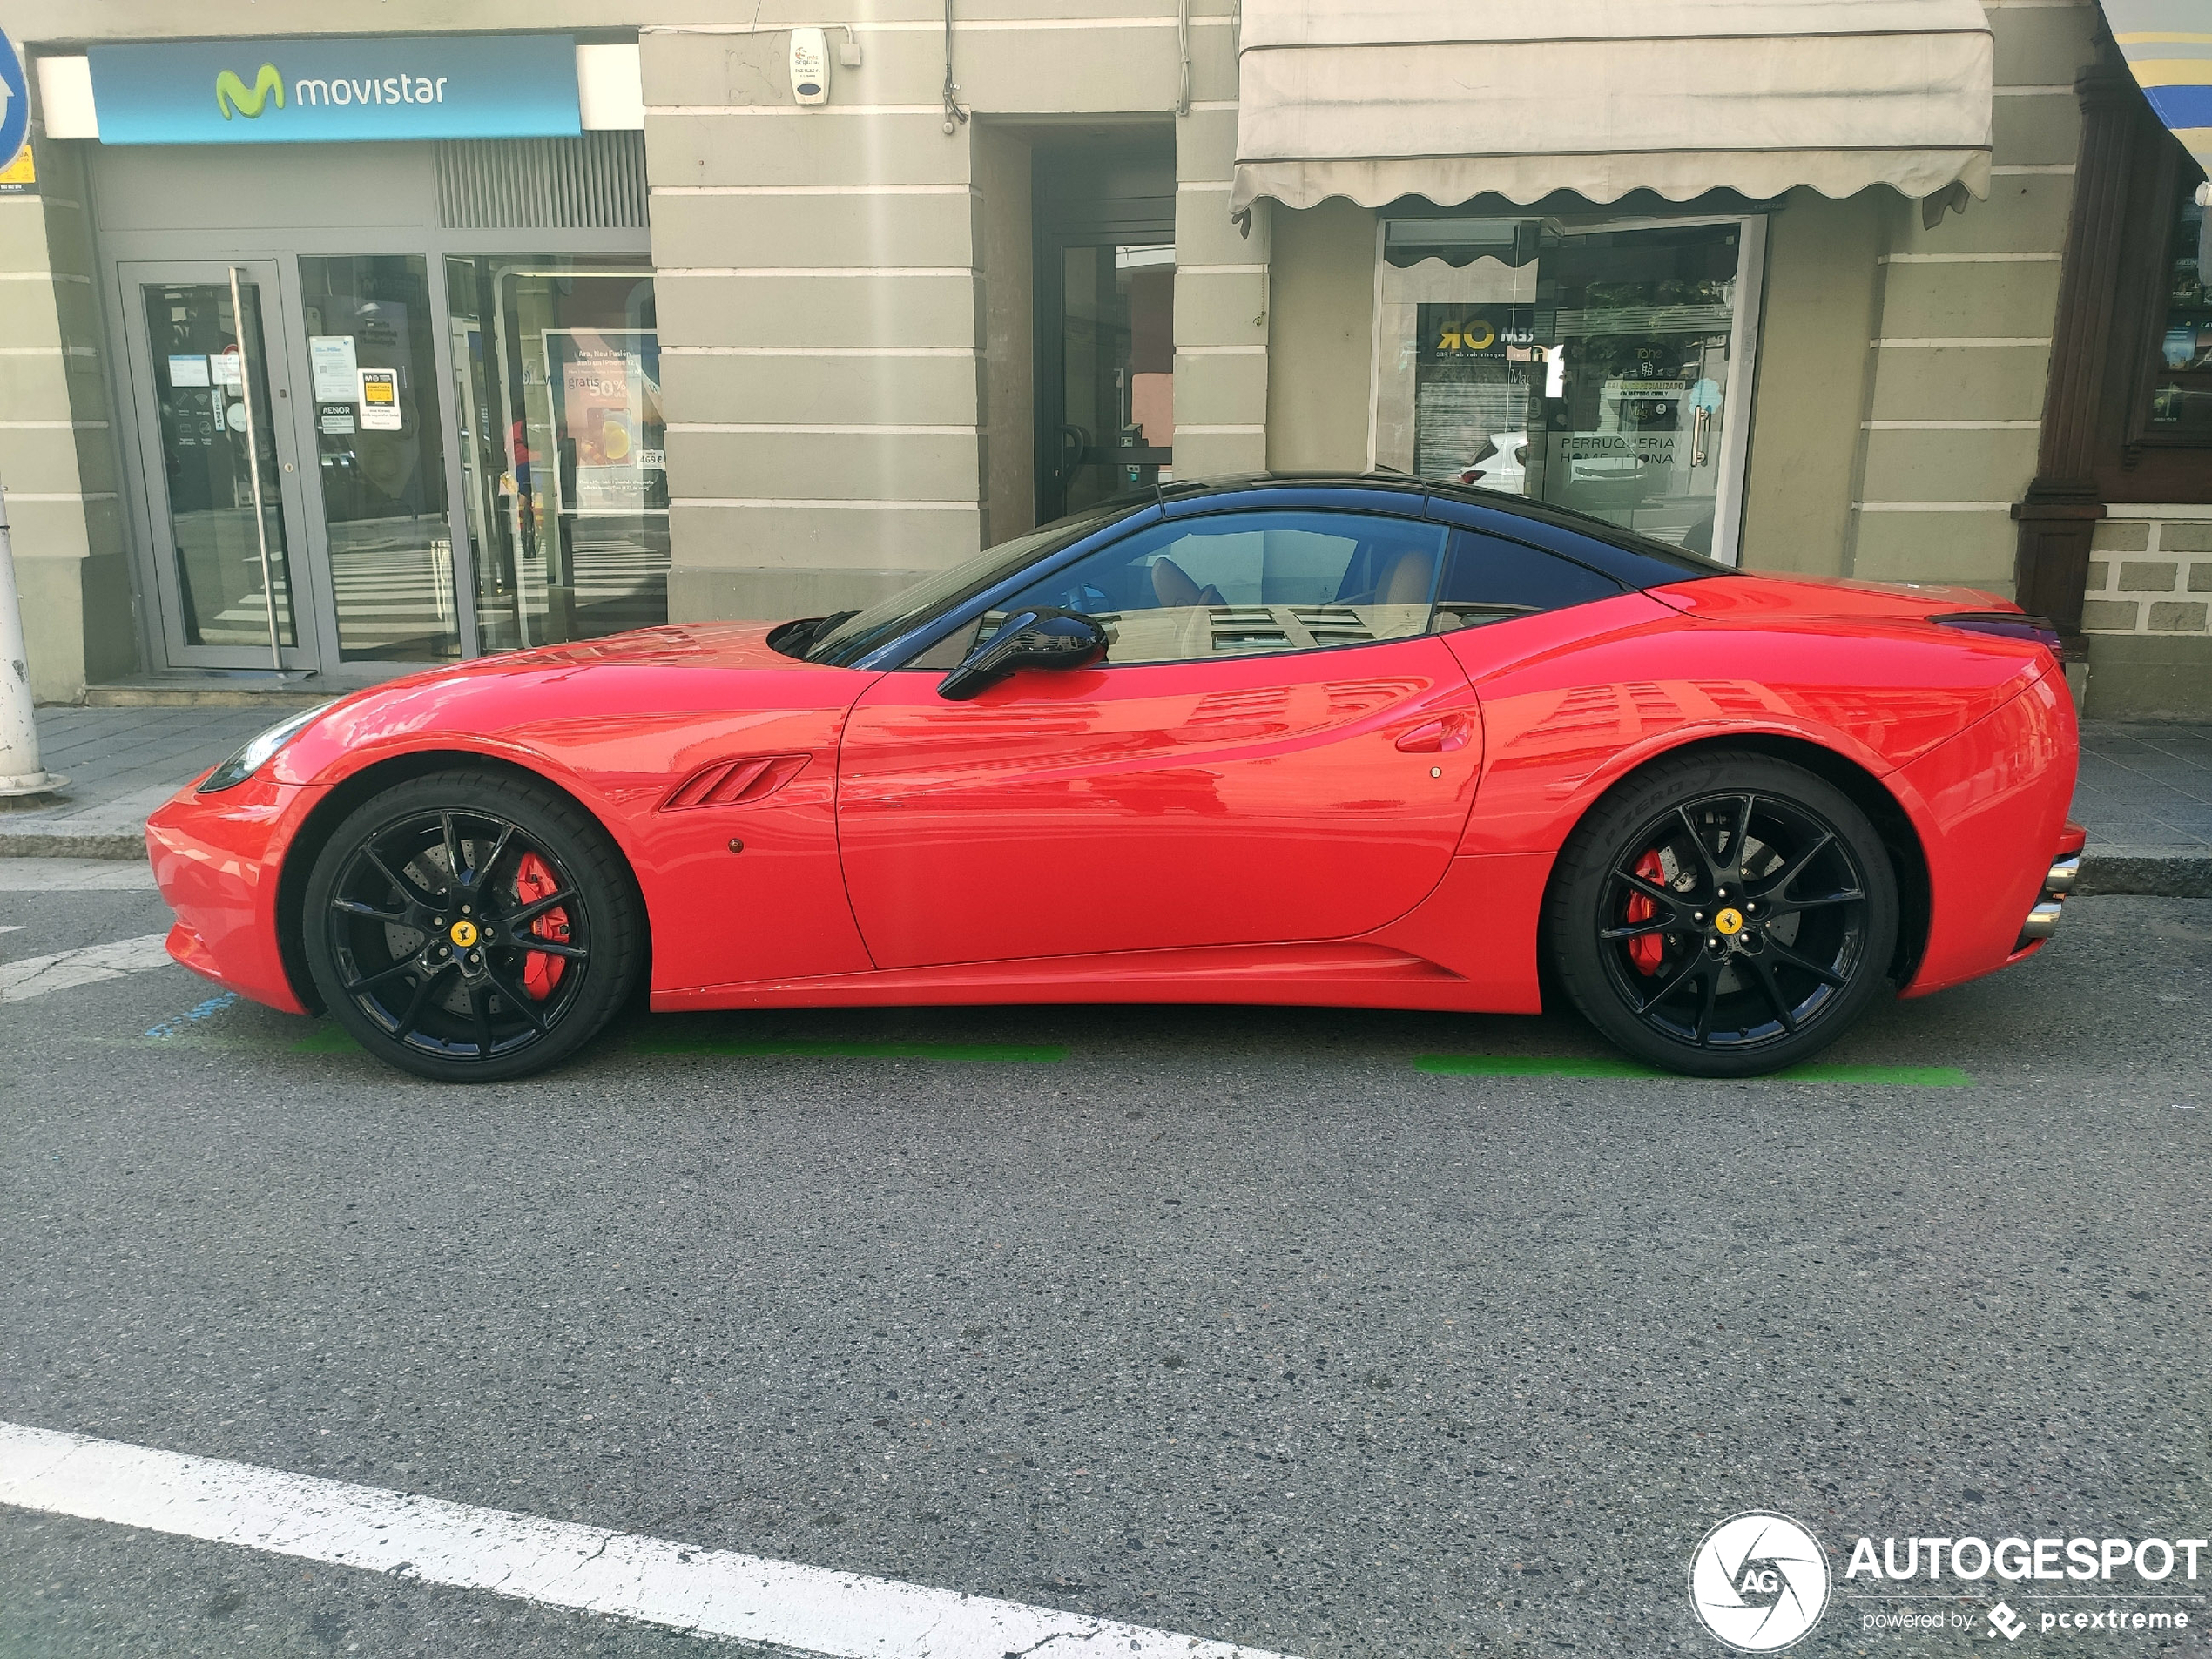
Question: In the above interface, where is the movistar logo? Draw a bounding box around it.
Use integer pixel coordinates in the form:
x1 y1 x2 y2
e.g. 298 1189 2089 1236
214 64 284 120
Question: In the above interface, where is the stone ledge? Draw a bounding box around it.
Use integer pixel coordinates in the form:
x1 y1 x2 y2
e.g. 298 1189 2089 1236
0 831 145 860
2076 850 2212 899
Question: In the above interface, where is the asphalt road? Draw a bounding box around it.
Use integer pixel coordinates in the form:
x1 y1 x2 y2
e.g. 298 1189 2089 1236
2 863 2208 1657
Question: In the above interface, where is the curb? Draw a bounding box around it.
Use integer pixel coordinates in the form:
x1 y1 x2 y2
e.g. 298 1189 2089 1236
2076 851 2212 899
0 832 147 861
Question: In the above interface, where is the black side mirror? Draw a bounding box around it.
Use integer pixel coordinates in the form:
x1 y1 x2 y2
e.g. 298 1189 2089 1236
936 606 1108 701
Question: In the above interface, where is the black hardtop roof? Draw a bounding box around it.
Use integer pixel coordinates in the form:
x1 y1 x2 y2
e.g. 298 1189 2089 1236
1121 472 1730 585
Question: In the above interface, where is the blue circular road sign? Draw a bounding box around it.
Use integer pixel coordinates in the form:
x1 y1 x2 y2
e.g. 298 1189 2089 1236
0 30 30 175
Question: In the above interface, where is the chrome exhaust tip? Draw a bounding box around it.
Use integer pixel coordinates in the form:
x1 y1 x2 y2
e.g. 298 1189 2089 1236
2019 900 2065 942
2045 853 2080 895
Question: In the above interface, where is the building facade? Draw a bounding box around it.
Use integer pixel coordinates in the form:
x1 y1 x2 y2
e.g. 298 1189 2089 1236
1 0 2205 716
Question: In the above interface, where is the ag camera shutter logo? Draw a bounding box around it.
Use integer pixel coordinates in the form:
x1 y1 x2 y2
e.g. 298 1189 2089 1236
1689 1513 1831 1650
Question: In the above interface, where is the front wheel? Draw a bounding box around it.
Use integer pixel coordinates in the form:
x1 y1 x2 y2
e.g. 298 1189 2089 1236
301 768 645 1082
1548 752 1900 1077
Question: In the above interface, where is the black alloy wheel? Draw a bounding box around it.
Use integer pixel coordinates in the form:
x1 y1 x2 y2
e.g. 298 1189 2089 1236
301 769 644 1082
1548 752 1900 1076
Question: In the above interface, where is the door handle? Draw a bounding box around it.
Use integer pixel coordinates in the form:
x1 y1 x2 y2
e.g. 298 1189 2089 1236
1394 713 1474 754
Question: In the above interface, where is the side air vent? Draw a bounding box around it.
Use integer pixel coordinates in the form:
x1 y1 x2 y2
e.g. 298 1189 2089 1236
435 132 649 230
662 754 811 812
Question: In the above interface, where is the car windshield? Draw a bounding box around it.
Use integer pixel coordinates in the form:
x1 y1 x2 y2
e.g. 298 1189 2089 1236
795 503 1139 666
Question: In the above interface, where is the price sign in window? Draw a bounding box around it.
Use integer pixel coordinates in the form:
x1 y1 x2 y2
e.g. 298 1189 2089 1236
544 329 665 517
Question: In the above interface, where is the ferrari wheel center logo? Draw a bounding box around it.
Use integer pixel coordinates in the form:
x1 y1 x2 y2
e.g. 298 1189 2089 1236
1715 907 1745 936
448 920 478 948
1689 1513 1830 1650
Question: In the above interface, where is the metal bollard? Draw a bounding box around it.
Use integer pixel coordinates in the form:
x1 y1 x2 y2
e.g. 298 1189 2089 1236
0 476 69 797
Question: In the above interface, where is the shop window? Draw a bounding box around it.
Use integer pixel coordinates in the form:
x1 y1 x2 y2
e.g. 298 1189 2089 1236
443 256 664 652
1372 217 1760 563
2141 178 2211 439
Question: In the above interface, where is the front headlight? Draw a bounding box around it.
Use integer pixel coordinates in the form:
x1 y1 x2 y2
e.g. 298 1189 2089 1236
196 704 333 794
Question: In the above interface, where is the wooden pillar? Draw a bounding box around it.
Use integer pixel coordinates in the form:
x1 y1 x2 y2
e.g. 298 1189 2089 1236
2011 57 2142 640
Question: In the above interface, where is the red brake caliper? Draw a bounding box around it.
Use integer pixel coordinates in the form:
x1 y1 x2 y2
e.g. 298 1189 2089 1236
515 852 570 1000
1626 850 1668 975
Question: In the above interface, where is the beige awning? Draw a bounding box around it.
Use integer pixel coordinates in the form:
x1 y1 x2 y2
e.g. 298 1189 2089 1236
1231 1 1994 213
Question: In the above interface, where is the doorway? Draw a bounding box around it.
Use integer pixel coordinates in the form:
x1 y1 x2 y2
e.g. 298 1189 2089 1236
119 261 318 671
1032 136 1177 524
119 253 461 678
95 137 657 685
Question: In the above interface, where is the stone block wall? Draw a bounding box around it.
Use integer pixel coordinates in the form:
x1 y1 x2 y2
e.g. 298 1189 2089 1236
2080 509 2212 719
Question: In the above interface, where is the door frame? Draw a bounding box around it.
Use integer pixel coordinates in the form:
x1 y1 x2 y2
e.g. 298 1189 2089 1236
114 257 327 672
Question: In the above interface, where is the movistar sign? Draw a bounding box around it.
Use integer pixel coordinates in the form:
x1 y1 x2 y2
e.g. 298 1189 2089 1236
86 34 578 145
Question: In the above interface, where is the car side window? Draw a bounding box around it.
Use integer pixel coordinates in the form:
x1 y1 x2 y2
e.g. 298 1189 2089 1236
1432 529 1626 633
970 510 1451 666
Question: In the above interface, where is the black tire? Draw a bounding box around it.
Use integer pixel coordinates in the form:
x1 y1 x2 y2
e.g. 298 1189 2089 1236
301 768 644 1082
1548 751 1899 1077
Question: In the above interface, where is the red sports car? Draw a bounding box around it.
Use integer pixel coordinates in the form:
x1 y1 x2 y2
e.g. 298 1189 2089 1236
146 477 2082 1083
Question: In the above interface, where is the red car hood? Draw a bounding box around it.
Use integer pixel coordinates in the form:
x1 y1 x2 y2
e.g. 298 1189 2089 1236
422 621 802 677
268 623 866 791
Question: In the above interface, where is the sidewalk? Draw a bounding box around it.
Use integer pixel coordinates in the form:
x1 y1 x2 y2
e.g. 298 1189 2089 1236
0 707 281 858
5 705 2212 894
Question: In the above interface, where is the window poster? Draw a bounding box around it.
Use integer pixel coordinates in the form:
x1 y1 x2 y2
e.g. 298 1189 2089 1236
357 367 401 431
309 334 361 403
1412 302 1542 484
543 329 666 516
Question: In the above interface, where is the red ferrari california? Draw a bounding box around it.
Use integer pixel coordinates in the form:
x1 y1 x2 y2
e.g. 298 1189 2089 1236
146 476 2082 1082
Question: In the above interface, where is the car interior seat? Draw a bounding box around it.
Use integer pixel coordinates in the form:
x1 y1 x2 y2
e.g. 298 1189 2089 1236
1151 556 1224 609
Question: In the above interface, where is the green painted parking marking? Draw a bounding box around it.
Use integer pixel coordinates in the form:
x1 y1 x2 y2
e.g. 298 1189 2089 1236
631 1033 1067 1064
291 1023 363 1055
1415 1055 1973 1087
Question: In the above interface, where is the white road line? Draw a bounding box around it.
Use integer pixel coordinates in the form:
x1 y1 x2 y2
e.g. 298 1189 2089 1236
0 859 157 891
0 934 173 1003
0 1422 1292 1659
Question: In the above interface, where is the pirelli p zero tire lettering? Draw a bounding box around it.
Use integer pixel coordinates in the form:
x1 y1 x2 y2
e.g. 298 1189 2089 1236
1548 751 1901 1078
301 768 645 1082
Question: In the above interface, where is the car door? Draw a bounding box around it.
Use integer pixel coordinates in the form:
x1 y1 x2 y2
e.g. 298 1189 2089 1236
835 508 1485 968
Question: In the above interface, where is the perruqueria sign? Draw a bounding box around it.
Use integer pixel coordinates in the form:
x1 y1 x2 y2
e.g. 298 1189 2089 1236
84 34 580 144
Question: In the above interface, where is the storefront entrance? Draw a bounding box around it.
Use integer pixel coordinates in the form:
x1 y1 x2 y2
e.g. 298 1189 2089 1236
94 138 655 683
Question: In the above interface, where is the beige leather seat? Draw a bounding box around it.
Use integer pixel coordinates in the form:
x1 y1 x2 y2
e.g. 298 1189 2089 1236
1374 547 1435 604
1151 556 1224 608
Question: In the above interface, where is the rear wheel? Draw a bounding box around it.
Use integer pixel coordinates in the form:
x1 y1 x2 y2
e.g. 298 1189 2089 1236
301 769 644 1082
1548 752 1898 1076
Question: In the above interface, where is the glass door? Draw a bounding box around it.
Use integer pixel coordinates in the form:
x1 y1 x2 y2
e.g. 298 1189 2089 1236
293 255 462 664
1039 240 1176 523
121 260 319 670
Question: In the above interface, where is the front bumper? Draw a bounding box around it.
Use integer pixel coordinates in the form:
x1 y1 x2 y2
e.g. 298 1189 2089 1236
145 772 321 1015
